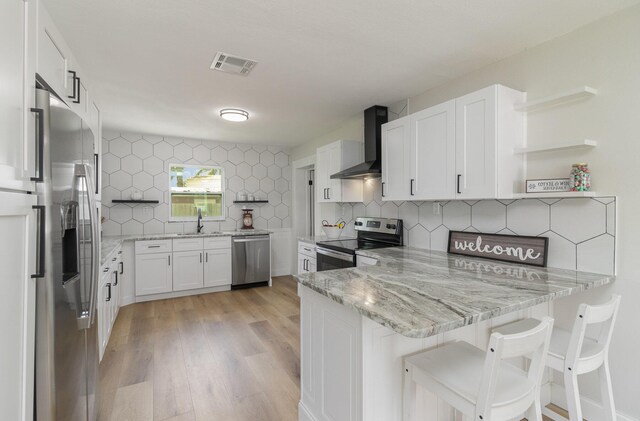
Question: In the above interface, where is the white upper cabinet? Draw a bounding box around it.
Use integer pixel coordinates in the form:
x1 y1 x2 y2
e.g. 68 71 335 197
381 116 411 201
0 0 34 192
37 5 70 101
455 85 524 199
37 3 94 122
411 100 456 200
381 85 524 201
316 140 364 203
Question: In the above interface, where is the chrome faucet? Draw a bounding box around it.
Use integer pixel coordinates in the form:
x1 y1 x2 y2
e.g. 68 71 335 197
196 208 204 233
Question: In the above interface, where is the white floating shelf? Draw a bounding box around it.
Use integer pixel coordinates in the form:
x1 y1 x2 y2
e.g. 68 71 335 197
512 191 597 199
514 86 598 112
514 139 597 154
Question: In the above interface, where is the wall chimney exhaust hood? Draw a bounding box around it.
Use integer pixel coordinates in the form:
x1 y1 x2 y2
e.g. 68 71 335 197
330 105 388 180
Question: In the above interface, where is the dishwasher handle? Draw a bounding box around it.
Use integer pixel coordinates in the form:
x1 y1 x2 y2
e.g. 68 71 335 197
233 237 270 243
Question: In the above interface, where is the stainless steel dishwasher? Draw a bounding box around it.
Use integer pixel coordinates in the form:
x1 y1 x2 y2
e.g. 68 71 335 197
232 234 271 288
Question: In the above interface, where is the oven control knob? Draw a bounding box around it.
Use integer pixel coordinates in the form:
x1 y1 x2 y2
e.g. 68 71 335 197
386 224 396 230
355 221 363 226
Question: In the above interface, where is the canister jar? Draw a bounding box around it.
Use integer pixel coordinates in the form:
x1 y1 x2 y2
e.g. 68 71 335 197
570 163 591 192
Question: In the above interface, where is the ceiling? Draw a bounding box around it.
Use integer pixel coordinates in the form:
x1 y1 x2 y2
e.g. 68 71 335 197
44 0 638 146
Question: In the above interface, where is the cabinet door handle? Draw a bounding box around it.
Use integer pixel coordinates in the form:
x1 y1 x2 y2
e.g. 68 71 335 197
168 255 171 266
30 108 44 182
68 70 78 102
148 245 161 248
457 174 462 194
410 179 415 196
106 283 112 302
200 253 203 263
74 75 81 104
326 188 330 200
31 205 46 278
381 182 385 197
205 252 208 263
113 270 118 286
119 261 123 275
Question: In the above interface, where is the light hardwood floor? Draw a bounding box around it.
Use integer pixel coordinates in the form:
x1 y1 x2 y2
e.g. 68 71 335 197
98 276 301 421
98 275 561 421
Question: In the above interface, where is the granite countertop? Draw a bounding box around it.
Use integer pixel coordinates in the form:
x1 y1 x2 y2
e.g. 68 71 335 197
100 230 271 266
297 235 356 244
294 246 614 338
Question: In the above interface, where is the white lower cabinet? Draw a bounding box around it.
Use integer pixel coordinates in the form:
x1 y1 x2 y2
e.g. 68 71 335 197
134 237 232 299
135 252 173 296
97 267 110 359
299 285 361 421
173 250 204 291
98 250 123 360
298 255 317 274
204 248 232 287
298 241 317 274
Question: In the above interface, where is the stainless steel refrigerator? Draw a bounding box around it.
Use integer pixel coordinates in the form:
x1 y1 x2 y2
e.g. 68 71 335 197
34 88 100 421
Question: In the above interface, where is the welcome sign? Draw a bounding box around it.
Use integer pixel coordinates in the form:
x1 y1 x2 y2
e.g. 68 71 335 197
448 231 549 267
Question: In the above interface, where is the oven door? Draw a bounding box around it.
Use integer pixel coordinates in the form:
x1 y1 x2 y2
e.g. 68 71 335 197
316 247 355 271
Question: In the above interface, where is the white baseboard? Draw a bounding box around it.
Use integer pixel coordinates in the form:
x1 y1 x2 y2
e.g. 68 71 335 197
134 285 231 303
550 384 638 421
121 296 135 307
298 401 316 421
272 268 292 277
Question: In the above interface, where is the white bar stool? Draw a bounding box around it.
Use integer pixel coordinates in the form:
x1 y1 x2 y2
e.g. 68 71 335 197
403 317 554 421
494 295 621 421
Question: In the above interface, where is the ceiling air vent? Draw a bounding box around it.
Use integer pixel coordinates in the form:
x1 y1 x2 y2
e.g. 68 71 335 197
210 52 257 76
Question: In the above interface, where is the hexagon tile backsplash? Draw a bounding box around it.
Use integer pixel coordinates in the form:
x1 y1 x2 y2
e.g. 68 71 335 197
101 131 292 235
329 179 616 275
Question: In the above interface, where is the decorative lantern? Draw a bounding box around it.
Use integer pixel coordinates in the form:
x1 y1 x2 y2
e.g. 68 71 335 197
241 209 254 230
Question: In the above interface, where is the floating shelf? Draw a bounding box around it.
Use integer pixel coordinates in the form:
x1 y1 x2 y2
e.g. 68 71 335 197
514 139 598 154
514 86 597 112
112 199 160 204
512 191 597 199
233 200 268 204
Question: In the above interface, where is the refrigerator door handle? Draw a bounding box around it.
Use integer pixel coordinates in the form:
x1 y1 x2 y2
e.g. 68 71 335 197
74 164 100 330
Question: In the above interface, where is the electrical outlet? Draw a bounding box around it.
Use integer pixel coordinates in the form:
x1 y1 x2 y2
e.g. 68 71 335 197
433 202 441 215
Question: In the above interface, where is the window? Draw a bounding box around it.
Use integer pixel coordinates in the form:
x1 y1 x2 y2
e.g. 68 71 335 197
170 164 225 220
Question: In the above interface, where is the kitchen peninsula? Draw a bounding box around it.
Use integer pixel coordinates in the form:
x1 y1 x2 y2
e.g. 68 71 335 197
294 247 614 421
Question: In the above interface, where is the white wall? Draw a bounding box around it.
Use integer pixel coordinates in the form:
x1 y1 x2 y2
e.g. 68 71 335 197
292 6 640 418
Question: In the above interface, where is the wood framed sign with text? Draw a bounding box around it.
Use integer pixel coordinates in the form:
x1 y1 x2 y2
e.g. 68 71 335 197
526 178 571 193
448 231 549 267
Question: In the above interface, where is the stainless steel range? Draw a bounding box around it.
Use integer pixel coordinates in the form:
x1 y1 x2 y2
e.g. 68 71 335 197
315 217 403 271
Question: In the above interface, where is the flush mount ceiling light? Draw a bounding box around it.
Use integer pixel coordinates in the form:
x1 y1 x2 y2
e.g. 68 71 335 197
220 108 249 122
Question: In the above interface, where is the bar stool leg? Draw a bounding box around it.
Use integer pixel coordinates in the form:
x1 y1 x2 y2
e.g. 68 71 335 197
564 370 583 421
526 396 543 421
403 365 416 421
599 361 616 421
